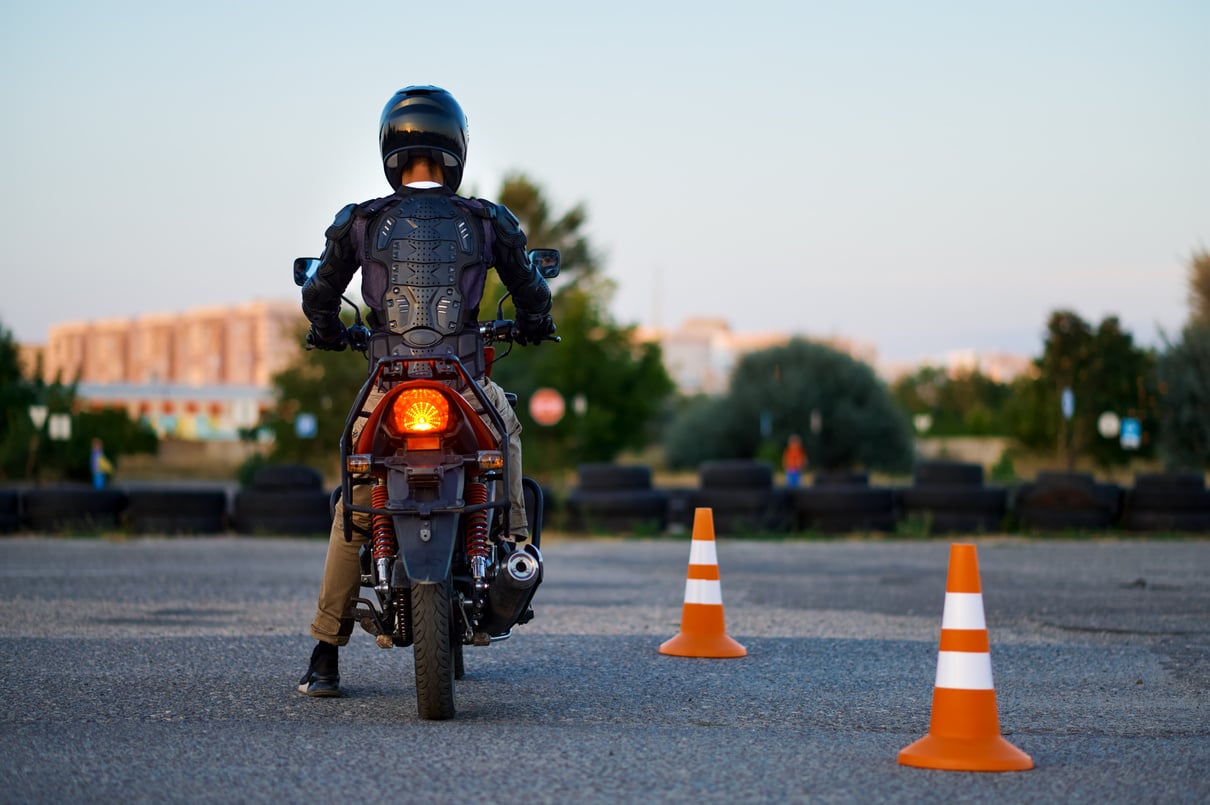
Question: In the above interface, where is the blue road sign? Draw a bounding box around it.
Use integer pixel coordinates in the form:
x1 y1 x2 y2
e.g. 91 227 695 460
1120 417 1141 450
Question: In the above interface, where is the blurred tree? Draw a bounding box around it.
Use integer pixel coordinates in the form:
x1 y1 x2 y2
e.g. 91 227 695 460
253 321 368 478
1003 372 1057 451
1187 248 1210 327
0 321 157 482
493 281 673 473
1083 317 1158 466
891 366 1012 436
1157 326 1210 470
664 338 914 473
1157 249 1210 469
488 174 674 475
1008 309 1157 468
0 322 39 479
662 394 731 469
1039 309 1094 469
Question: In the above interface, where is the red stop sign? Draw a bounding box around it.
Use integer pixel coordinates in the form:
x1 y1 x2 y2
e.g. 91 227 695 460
529 387 566 426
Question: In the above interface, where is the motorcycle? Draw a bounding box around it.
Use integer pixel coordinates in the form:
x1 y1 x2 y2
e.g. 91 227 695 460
292 249 560 719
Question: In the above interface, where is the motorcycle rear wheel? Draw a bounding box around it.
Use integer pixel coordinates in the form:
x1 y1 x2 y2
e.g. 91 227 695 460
452 617 465 680
412 579 456 720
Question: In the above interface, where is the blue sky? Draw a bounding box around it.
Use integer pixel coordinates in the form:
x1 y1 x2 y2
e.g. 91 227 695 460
2 0 1207 363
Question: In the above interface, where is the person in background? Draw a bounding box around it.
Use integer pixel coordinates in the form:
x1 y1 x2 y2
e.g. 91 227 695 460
782 434 807 488
90 439 113 489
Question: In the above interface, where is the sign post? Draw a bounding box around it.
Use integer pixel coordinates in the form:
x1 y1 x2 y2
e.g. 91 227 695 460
29 405 48 430
48 413 72 441
295 413 318 439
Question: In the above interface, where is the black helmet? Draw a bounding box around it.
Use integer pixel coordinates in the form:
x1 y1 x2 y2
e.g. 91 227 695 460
379 85 468 191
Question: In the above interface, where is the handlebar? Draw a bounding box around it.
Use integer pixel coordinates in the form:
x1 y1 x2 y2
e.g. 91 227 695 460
480 319 560 345
480 319 514 343
307 320 559 353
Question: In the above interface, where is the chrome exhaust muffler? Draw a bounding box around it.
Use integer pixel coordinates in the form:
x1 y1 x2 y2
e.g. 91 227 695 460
479 545 543 637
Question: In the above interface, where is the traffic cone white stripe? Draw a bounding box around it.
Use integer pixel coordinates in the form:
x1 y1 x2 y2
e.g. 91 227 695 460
684 578 723 605
941 592 987 630
935 651 995 690
688 539 718 566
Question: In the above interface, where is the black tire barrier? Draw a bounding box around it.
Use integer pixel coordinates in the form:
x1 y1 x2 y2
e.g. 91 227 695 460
1132 472 1207 493
664 486 697 532
1121 473 1210 531
792 487 896 533
575 463 654 492
1034 470 1097 486
250 464 325 491
1015 474 1122 531
0 490 20 534
812 471 870 487
1127 488 1210 512
564 488 669 534
125 489 229 535
232 489 332 536
1121 509 1210 531
22 488 129 533
690 488 791 535
913 460 985 487
699 460 775 490
899 486 1008 534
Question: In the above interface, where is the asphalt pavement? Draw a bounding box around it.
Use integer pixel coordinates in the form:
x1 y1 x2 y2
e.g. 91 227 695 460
0 535 1207 803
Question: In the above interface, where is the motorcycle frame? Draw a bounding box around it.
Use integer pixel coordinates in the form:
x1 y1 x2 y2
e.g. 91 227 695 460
337 352 514 558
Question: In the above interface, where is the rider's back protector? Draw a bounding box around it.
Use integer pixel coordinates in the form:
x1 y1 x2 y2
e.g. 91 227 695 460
367 193 485 374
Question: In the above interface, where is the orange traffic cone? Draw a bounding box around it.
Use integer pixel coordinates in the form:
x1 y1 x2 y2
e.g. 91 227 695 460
659 508 747 658
898 543 1033 771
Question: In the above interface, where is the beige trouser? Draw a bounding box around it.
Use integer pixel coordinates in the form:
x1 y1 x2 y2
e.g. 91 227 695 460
309 377 527 645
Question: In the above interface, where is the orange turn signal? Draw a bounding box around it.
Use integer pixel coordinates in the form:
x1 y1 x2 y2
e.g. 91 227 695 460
477 450 504 471
346 454 372 473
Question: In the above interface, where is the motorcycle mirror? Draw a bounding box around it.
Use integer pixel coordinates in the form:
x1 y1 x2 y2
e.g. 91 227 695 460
528 249 561 279
293 257 321 287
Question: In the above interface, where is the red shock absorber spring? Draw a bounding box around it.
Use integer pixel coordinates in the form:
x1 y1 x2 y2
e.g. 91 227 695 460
370 483 396 560
464 481 489 561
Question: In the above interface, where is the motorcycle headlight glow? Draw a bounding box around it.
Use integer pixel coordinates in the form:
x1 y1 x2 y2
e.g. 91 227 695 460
388 387 452 435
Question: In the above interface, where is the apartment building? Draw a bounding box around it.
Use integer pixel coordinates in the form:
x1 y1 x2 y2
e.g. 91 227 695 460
42 301 305 439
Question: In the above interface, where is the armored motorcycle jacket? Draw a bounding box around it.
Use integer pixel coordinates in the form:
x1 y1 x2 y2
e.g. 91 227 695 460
302 185 551 376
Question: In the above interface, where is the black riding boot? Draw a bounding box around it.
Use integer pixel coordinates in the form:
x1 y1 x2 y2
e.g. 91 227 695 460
297 640 341 697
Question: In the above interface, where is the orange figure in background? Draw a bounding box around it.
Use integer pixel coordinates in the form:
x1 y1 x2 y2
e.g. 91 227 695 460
782 434 807 487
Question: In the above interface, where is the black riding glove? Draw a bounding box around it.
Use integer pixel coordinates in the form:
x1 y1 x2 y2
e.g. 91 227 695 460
307 321 348 351
515 313 556 346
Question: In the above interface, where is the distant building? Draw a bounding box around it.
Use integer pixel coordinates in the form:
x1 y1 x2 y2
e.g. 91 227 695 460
879 349 1033 384
16 343 42 379
638 318 879 395
41 301 304 439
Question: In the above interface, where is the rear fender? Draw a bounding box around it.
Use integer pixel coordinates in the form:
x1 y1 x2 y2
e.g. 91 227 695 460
389 466 464 583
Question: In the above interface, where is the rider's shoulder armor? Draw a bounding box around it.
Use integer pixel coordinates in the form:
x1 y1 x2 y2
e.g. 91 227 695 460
325 203 357 240
367 191 484 352
477 201 526 248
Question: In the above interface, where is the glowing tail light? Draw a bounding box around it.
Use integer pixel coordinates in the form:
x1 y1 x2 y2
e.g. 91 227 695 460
389 387 452 435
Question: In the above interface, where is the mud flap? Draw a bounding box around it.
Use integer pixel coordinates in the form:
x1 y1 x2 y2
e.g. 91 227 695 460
395 512 461 582
390 467 464 583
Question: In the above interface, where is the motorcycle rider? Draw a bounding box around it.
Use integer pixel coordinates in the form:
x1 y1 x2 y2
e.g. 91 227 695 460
297 85 556 697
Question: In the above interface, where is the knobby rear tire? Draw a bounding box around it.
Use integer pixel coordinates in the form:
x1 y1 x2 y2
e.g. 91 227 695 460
412 579 456 720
